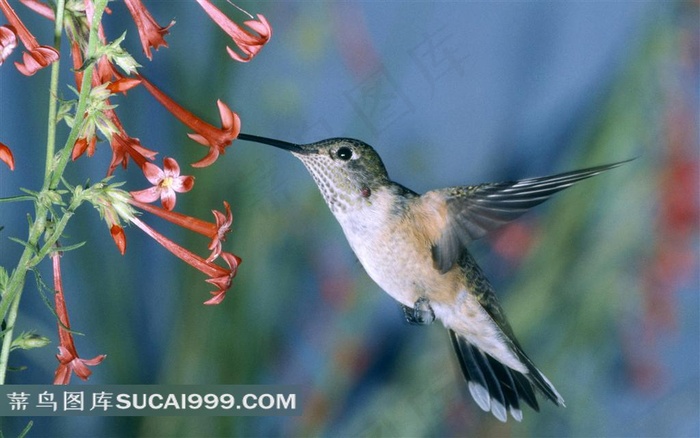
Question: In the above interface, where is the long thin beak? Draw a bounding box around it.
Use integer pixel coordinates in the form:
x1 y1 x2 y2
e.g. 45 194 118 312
237 133 307 154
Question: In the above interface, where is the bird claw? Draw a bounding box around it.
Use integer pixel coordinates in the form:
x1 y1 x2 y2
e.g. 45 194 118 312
403 296 435 325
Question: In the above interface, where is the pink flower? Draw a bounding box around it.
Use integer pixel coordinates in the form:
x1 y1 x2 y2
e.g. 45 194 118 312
0 141 14 170
138 74 241 167
51 252 106 385
195 0 271 62
131 157 195 211
0 0 59 75
123 0 174 60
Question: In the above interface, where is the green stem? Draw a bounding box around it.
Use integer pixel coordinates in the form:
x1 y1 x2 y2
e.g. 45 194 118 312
0 206 48 384
0 0 108 384
0 0 69 382
0 283 23 384
30 198 82 267
48 0 109 191
0 0 69 380
43 0 67 183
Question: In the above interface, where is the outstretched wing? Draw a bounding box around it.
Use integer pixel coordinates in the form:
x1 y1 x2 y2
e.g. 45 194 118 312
429 160 630 273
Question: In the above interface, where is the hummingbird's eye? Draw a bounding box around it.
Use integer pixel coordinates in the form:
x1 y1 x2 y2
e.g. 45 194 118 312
336 147 353 161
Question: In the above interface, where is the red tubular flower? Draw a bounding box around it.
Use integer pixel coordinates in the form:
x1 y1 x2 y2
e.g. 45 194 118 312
0 25 17 64
0 0 59 75
107 130 157 175
72 136 97 161
0 141 14 170
99 109 157 175
207 201 233 262
129 216 241 305
18 0 54 20
110 224 126 255
70 102 153 169
130 199 233 262
203 252 241 305
94 54 141 93
15 44 58 75
70 40 83 86
131 157 195 211
138 75 241 167
195 0 271 62
123 0 174 60
107 77 141 94
51 252 106 385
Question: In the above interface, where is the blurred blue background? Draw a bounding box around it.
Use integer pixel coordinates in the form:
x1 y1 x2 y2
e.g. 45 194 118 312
0 1 698 436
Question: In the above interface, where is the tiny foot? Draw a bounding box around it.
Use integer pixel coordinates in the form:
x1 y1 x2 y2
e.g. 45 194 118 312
402 296 435 325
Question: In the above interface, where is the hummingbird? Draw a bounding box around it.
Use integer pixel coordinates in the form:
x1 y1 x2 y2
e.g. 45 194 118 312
238 133 628 422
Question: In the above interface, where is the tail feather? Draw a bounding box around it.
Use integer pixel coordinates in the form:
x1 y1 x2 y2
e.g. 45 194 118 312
486 352 524 420
451 332 493 412
511 368 539 411
519 349 565 407
449 329 563 422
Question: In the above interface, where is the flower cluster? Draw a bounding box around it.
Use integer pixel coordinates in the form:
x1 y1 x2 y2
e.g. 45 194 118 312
0 1 272 384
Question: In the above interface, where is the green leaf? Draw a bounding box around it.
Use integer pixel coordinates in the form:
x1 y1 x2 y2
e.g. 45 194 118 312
17 421 33 438
0 195 35 204
55 241 87 253
8 237 36 254
0 266 8 291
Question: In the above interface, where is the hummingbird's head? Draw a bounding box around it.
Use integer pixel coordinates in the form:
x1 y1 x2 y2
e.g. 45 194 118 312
238 134 390 213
